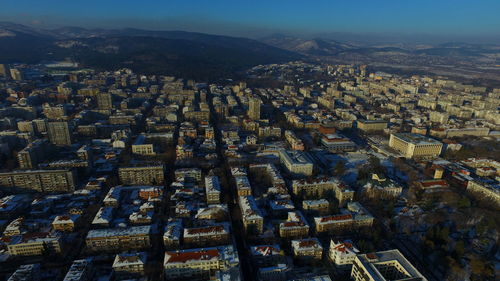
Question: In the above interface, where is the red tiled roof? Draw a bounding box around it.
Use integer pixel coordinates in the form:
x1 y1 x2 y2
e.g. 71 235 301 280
418 180 449 188
186 225 225 235
166 249 219 263
321 214 353 222
299 240 318 247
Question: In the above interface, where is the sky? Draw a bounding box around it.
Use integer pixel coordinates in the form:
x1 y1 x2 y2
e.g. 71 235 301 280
1 0 499 42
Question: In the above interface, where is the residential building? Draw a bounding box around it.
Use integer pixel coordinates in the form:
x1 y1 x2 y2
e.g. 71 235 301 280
119 164 165 185
351 250 428 281
48 121 73 146
63 259 94 281
279 211 309 238
131 134 156 155
113 252 147 277
291 238 323 261
183 223 230 247
248 96 261 120
6 232 62 256
314 202 374 234
0 169 76 192
205 175 221 204
7 264 40 281
85 225 151 252
163 245 239 280
239 195 264 235
329 240 360 268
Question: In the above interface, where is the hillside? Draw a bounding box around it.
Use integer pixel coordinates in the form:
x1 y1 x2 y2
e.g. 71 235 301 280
0 23 301 81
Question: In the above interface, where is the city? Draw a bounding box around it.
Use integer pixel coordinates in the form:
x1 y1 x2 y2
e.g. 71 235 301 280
0 1 499 281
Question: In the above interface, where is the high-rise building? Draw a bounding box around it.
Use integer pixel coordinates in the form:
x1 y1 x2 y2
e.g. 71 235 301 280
17 139 50 169
48 121 73 146
9 68 24 81
0 64 10 78
248 96 261 120
96 93 113 110
359 65 367 77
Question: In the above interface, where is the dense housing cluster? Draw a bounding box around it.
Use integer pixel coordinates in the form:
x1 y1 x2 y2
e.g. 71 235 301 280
0 61 498 281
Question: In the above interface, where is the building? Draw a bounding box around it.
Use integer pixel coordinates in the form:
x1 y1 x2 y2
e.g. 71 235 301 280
250 244 285 267
302 199 329 214
357 120 387 132
291 238 323 261
292 177 354 206
329 240 360 268
239 195 264 235
6 232 62 256
205 175 221 204
17 139 50 169
321 134 356 152
0 63 10 78
279 150 314 177
7 264 40 281
279 211 309 238
389 133 443 159
10 68 25 80
85 225 151 252
414 179 450 193
175 168 202 183
429 111 449 124
258 264 288 281
351 250 428 281
119 164 165 185
163 245 239 280
235 176 252 196
314 202 374 234
113 252 147 277
466 179 500 207
248 96 261 120
131 134 156 155
163 219 182 249
52 215 79 232
183 223 230 247
285 130 305 151
361 174 403 199
96 92 113 109
446 127 490 138
63 259 94 281
0 169 76 192
48 121 73 146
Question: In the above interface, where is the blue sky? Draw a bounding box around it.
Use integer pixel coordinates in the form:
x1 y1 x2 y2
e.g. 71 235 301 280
1 0 499 39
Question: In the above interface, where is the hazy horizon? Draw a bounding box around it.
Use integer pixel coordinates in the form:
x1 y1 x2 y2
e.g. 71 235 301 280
2 0 500 44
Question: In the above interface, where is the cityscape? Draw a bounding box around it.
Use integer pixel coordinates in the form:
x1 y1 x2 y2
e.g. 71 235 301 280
0 1 499 281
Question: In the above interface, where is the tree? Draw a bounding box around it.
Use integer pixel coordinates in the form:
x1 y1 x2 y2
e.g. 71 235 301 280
457 197 471 209
368 156 386 175
454 240 465 257
333 160 346 176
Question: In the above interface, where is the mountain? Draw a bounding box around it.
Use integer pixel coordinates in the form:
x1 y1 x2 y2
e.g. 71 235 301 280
261 33 500 82
0 23 302 80
261 35 353 56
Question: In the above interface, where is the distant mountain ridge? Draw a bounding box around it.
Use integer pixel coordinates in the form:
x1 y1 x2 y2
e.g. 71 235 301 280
260 34 499 58
0 22 302 80
1 22 499 81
